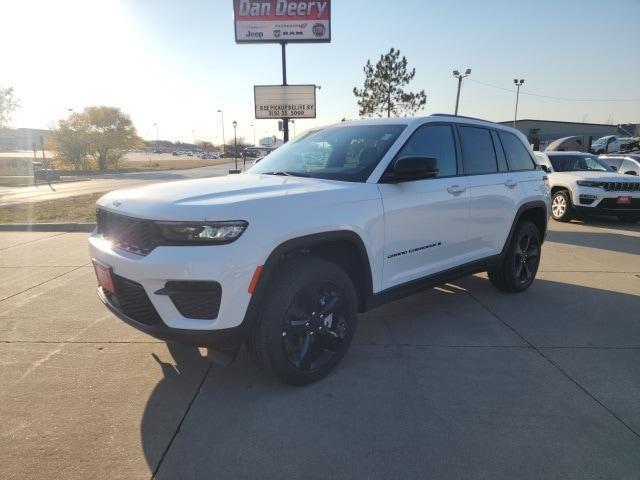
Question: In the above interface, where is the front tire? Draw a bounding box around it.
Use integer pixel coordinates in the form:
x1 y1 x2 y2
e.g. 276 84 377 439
488 220 542 293
247 257 358 386
551 190 573 222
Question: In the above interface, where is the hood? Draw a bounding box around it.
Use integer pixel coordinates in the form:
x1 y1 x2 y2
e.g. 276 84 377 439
96 173 379 221
550 171 639 182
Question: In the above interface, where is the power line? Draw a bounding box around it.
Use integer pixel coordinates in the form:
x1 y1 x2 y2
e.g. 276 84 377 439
468 78 640 102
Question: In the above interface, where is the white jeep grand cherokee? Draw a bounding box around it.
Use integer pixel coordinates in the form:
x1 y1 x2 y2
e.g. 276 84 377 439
90 115 550 385
534 151 640 223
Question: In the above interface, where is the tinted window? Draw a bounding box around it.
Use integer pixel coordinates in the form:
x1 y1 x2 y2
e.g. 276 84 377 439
250 125 405 182
602 158 623 169
498 131 535 171
459 126 498 174
547 154 609 172
397 124 457 177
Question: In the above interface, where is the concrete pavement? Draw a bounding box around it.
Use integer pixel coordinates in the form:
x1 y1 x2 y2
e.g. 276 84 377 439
0 163 238 206
0 219 639 479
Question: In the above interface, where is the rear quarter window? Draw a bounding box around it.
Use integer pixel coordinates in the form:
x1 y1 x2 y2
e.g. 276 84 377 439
498 131 535 171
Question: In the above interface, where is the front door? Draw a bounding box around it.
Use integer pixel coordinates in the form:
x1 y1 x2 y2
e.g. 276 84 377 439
378 123 471 290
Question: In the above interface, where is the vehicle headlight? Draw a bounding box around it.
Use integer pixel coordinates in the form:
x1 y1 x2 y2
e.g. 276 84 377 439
156 221 248 243
576 180 603 188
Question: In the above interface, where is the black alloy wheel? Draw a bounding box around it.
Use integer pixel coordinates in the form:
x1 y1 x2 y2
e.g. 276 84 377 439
248 257 358 385
488 220 542 293
281 281 349 371
513 228 540 286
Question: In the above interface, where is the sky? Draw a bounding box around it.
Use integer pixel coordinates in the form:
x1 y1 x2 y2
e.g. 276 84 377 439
3 0 640 144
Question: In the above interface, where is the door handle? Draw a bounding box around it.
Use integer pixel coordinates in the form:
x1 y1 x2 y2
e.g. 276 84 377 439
504 179 518 188
446 185 467 195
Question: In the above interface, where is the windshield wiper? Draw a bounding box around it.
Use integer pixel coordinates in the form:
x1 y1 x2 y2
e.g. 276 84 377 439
262 171 310 177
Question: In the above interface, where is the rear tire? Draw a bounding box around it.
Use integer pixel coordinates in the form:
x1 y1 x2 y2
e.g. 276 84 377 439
489 221 542 293
247 257 358 386
551 190 573 222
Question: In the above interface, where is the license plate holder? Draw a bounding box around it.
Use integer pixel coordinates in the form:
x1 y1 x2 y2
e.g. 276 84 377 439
617 196 632 205
92 259 116 295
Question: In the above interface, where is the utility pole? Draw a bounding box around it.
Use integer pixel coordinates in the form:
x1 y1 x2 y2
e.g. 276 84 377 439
513 79 525 128
452 68 471 115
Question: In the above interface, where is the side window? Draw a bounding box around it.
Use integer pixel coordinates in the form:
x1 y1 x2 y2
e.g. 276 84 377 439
607 158 623 169
622 159 639 174
397 124 457 177
498 131 536 171
459 126 498 175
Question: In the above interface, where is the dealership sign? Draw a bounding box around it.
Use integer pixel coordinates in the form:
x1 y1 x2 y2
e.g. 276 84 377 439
254 85 316 119
234 0 331 43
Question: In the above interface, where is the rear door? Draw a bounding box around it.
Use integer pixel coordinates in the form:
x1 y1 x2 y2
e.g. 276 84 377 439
378 123 470 289
458 125 521 260
497 129 542 206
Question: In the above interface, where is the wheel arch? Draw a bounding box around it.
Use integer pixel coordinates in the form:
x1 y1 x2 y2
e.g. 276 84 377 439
501 201 549 256
245 231 374 328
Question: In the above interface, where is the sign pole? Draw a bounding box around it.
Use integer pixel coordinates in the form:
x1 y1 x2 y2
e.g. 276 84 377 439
281 42 289 143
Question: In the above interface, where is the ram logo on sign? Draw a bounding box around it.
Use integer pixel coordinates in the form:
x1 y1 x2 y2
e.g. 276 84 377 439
254 85 316 119
234 0 331 43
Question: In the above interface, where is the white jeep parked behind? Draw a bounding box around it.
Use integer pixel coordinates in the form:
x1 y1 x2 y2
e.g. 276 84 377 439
534 151 640 223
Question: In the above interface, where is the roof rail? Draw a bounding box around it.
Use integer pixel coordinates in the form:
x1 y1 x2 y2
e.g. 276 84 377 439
430 113 495 123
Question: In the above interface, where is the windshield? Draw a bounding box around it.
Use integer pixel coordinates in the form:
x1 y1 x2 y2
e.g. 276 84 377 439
249 124 406 182
548 154 611 172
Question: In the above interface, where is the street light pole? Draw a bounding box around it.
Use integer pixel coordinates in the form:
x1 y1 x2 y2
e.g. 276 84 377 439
153 122 159 151
217 109 226 153
513 79 525 128
452 68 471 115
232 120 238 171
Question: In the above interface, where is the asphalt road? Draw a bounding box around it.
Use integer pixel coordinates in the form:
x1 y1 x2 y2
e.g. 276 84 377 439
1 219 639 479
0 162 238 206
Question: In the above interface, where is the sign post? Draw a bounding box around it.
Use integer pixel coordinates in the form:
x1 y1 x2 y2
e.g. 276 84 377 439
233 0 330 143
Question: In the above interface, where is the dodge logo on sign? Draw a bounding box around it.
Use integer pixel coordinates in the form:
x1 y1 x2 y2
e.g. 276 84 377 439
234 0 331 43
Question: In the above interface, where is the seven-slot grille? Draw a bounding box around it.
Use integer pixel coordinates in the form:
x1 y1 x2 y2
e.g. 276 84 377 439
601 182 640 192
96 209 160 255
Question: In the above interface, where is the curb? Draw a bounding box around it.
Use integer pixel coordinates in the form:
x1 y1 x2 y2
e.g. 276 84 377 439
0 223 96 233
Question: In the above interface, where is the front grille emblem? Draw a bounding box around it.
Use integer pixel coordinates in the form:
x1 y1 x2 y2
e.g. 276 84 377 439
112 200 122 207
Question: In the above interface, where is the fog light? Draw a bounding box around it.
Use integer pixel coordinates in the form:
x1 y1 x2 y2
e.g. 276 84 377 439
579 194 597 205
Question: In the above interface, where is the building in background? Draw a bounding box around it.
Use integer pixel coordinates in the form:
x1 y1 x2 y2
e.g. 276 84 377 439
501 119 624 151
0 128 51 151
259 136 284 148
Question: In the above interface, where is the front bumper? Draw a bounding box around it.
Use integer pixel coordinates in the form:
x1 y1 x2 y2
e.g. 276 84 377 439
89 231 261 340
572 189 640 216
98 287 246 350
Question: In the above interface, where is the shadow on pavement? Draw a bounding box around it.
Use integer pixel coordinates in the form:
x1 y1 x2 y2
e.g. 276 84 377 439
546 228 640 255
139 277 640 479
570 216 640 233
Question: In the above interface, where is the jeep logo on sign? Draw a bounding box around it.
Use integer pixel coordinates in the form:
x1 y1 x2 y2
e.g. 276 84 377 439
246 31 263 38
273 29 281 38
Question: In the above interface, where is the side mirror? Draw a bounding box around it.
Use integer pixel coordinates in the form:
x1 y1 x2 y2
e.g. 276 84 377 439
383 156 439 182
625 171 638 176
540 164 551 173
610 165 618 171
